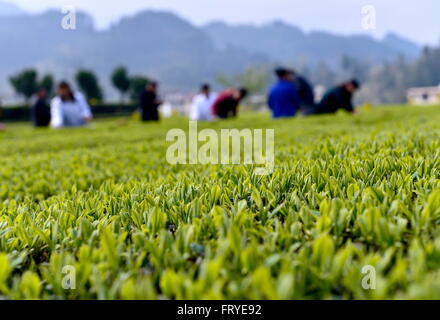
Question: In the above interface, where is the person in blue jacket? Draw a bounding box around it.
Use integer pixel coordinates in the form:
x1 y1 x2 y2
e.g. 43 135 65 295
268 68 301 118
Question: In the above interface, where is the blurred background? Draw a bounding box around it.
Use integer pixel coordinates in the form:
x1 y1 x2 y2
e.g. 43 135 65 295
1 0 439 114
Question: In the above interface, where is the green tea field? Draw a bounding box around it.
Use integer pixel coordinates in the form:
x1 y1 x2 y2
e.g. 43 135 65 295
1 106 440 299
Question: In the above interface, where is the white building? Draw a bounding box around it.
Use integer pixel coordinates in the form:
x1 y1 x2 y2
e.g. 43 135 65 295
407 85 440 105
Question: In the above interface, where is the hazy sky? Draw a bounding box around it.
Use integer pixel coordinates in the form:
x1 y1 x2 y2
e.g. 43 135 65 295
6 0 440 45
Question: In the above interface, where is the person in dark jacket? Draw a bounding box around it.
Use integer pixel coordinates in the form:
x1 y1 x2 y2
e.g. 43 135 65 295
292 73 316 114
268 68 301 118
140 81 162 122
314 80 360 115
212 88 248 119
32 88 51 127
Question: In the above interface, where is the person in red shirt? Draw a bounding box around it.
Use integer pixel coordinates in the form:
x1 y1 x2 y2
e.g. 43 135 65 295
212 88 248 119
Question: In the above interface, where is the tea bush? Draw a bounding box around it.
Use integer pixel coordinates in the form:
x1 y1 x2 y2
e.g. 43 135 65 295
1 106 440 299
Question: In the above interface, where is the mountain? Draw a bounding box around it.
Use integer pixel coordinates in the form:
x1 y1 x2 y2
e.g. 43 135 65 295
0 1 25 16
0 10 97 84
204 21 421 66
0 9 422 101
84 11 266 89
383 33 421 59
0 10 266 99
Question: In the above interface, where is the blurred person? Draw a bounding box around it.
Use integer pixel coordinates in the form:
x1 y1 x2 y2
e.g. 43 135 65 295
140 81 162 122
290 70 316 114
51 81 93 128
212 88 248 119
190 84 217 121
32 88 51 127
268 68 301 118
313 80 361 115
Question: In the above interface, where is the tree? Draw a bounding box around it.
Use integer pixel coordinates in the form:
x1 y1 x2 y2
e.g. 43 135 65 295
129 76 149 103
111 66 131 104
338 55 370 83
39 74 54 97
239 67 270 95
412 46 440 86
311 61 336 88
75 70 103 103
216 73 239 89
216 66 270 95
9 69 38 104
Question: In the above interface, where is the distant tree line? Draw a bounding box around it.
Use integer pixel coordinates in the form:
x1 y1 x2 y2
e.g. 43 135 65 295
8 66 149 106
216 44 440 106
9 71 54 105
305 45 440 104
7 44 440 106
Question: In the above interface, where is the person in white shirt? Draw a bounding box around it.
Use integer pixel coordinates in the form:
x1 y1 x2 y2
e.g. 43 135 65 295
190 84 217 121
51 81 93 128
